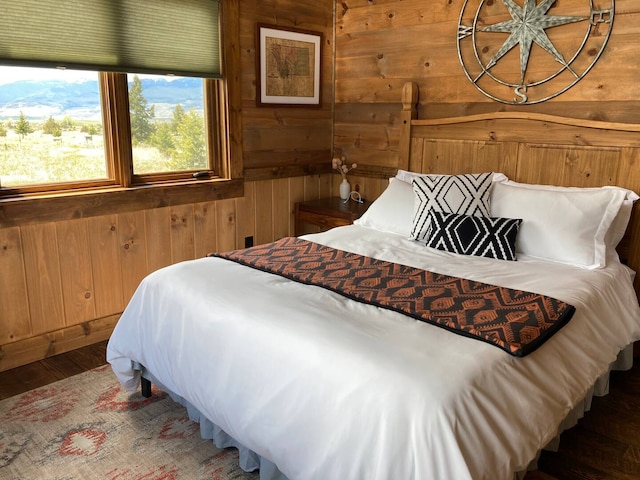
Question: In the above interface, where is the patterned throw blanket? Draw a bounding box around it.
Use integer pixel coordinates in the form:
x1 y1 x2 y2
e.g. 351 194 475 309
210 237 575 357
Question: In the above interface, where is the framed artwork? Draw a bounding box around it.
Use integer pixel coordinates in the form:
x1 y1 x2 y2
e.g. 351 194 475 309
256 24 322 107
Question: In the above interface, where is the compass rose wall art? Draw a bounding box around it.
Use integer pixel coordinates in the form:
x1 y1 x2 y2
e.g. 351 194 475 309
457 0 614 105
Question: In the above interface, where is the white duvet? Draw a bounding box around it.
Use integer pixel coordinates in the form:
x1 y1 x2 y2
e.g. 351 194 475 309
107 225 640 480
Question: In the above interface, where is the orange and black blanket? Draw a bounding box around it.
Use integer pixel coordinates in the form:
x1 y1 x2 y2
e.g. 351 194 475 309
210 237 575 357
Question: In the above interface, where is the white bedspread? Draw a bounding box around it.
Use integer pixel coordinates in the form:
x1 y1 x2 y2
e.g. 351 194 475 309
107 225 640 480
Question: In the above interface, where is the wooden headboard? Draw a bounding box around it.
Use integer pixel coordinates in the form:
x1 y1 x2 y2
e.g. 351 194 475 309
398 82 640 298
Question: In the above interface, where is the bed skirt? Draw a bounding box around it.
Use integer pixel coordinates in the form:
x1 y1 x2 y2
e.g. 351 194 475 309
137 344 634 480
516 344 634 479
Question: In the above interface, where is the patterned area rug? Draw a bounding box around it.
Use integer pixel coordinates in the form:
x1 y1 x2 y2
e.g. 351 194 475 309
0 365 259 480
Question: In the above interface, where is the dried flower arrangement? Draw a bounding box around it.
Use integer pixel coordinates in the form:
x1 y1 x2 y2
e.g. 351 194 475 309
332 155 357 179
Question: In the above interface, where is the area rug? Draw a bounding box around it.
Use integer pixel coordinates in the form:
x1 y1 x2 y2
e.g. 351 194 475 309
0 364 259 480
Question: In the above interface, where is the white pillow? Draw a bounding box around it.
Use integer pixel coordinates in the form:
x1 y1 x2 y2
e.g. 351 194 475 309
410 172 494 242
396 169 508 184
354 178 414 236
605 193 637 250
490 179 636 268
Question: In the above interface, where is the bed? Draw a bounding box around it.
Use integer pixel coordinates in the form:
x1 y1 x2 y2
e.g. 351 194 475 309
107 82 640 480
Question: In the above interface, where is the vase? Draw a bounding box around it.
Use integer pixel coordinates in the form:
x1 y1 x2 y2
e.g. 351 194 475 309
339 178 351 200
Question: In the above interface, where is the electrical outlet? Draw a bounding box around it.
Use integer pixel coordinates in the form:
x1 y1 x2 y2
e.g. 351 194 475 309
244 236 254 248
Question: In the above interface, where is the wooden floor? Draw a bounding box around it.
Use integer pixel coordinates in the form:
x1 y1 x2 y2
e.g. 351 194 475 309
0 340 108 401
0 342 638 479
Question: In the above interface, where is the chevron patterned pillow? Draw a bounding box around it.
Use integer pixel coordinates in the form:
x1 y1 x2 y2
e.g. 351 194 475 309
410 172 494 242
425 210 522 261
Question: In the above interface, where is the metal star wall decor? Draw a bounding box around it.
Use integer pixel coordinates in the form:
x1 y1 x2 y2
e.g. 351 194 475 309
457 0 615 104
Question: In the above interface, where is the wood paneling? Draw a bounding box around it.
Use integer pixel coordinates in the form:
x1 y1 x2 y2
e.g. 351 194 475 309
169 204 196 264
235 181 256 249
254 180 275 245
334 0 640 171
398 81 640 297
88 215 124 317
215 198 237 254
240 0 334 182
144 207 173 273
273 178 291 241
5 0 640 372
0 315 118 372
0 227 30 344
117 211 148 304
194 202 219 258
1 0 337 370
0 174 333 371
56 219 96 325
21 223 64 336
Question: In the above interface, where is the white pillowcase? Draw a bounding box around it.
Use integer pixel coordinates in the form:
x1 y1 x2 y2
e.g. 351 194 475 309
354 178 414 236
396 169 508 184
491 179 637 269
359 170 638 269
605 193 637 251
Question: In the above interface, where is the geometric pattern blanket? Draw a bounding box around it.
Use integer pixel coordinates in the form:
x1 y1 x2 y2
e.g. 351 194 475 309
210 237 575 357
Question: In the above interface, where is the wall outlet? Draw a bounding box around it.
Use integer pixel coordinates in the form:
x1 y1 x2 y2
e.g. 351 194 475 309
244 236 254 248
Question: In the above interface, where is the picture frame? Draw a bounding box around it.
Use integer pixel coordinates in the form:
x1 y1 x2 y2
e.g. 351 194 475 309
256 24 323 107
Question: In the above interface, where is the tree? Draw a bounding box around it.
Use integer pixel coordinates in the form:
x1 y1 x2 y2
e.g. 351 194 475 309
173 109 206 169
129 75 155 145
151 122 175 158
60 116 74 130
15 112 34 140
43 117 61 136
171 104 185 134
81 123 100 135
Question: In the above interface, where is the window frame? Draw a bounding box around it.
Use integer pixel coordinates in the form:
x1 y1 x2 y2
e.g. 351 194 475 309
0 0 242 228
109 72 227 187
0 73 224 192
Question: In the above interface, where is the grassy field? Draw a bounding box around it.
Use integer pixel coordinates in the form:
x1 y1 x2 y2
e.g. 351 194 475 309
0 127 177 187
1 127 106 187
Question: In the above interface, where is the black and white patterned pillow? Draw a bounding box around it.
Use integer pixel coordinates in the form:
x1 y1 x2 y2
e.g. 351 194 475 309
425 210 522 261
410 173 494 242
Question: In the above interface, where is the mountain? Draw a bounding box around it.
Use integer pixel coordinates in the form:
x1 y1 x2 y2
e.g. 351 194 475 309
0 77 204 121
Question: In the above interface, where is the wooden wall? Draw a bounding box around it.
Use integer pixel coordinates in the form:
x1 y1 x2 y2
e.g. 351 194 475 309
0 0 340 371
4 0 640 370
0 176 336 371
241 1 334 181
333 0 640 178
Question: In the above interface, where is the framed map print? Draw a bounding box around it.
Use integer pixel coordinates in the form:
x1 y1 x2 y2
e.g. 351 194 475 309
256 24 322 107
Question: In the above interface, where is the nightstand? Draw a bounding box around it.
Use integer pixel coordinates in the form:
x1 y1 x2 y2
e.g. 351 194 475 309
295 197 371 236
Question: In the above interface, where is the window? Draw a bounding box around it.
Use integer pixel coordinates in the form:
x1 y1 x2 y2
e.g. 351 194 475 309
0 68 223 193
0 0 231 198
129 74 209 176
0 67 108 189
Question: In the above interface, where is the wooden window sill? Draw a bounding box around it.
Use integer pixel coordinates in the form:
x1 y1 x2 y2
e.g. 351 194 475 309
0 178 244 228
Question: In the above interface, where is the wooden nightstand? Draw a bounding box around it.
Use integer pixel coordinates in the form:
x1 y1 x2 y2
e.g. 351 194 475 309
295 197 371 236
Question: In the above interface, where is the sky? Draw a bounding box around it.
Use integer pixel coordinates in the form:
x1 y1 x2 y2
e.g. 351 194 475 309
0 66 98 85
0 66 176 85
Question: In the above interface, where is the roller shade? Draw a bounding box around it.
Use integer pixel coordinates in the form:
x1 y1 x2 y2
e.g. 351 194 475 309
0 0 221 78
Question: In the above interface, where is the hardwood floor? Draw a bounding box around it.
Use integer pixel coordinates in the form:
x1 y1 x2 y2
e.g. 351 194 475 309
0 340 108 401
0 342 638 479
525 360 640 480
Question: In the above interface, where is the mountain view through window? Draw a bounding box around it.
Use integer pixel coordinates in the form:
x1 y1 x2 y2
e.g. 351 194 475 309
0 67 206 188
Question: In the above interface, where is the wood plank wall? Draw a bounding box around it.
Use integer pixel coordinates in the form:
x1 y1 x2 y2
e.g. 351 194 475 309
0 0 341 371
241 1 334 181
0 176 337 371
4 0 640 370
334 0 640 177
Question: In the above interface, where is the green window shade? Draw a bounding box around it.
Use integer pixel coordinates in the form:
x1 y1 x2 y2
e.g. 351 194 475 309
0 0 220 78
